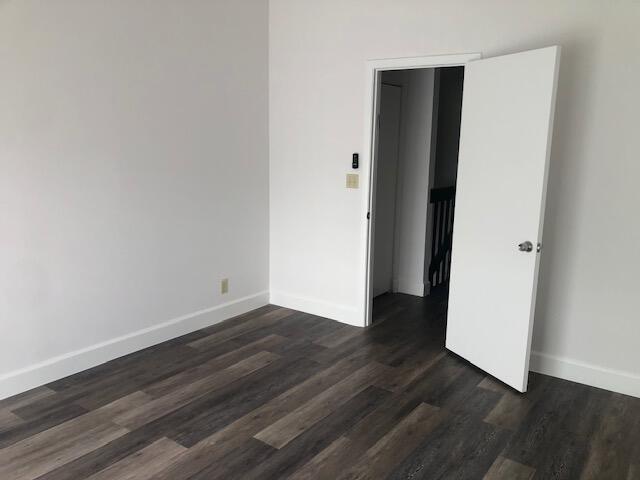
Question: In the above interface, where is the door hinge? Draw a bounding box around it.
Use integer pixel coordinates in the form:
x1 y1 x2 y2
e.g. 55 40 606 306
367 212 370 220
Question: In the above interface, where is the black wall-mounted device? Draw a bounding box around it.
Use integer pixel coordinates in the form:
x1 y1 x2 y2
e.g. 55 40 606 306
352 153 359 169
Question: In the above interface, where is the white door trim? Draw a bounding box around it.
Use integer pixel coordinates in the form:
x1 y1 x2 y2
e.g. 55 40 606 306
360 53 481 327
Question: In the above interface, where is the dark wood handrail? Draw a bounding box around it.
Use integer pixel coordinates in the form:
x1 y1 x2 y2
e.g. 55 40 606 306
428 186 456 289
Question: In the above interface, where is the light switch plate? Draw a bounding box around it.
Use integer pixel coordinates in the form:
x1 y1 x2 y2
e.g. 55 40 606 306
346 174 359 189
221 278 229 294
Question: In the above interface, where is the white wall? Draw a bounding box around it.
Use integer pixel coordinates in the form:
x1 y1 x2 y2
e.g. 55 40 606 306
391 69 435 297
0 0 269 399
373 70 435 299
269 0 640 396
372 83 402 298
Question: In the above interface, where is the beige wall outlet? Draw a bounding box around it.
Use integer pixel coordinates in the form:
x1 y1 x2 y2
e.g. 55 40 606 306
346 173 359 189
221 278 229 294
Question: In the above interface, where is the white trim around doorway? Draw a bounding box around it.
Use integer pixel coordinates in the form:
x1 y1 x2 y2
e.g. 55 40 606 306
359 53 481 327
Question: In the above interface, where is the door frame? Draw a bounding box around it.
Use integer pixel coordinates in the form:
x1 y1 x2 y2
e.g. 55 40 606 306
361 53 481 327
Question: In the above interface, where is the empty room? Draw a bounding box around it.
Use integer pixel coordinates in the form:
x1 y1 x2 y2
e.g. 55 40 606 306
1 1 639 479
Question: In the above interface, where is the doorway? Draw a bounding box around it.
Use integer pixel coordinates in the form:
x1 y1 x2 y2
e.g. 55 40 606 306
370 65 464 330
362 48 560 392
362 54 480 328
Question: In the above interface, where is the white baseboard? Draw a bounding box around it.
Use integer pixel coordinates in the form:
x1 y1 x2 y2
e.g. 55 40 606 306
7 290 635 401
392 278 426 297
270 291 363 327
530 351 640 398
0 291 269 401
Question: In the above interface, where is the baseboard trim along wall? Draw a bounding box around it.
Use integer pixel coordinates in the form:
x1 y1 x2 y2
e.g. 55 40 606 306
0 291 269 401
269 293 640 398
4 292 636 400
530 351 640 398
392 278 427 297
270 291 362 327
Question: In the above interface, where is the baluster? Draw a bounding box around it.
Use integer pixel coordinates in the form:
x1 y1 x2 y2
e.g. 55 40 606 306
431 201 439 287
440 199 448 285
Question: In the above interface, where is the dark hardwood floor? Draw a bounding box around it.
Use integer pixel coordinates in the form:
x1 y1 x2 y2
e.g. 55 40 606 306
1 291 639 479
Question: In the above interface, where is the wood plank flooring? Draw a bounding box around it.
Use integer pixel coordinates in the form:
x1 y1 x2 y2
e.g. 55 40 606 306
1 291 639 479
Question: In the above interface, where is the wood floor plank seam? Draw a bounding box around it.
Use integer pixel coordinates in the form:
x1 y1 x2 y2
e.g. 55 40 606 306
0 402 90 450
484 455 536 479
337 402 445 480
148 348 386 479
287 435 353 480
0 419 129 480
0 387 56 412
0 410 23 429
253 361 392 449
243 386 391 480
114 351 281 430
142 334 288 399
84 437 186 480
187 307 296 351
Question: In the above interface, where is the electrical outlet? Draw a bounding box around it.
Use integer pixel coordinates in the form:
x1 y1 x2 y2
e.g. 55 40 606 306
346 173 359 189
221 278 229 294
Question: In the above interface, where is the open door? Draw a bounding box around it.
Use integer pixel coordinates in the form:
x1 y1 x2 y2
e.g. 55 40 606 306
446 46 560 392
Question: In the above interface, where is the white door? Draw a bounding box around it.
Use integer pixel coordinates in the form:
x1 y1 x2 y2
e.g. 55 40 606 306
372 84 402 297
446 46 561 392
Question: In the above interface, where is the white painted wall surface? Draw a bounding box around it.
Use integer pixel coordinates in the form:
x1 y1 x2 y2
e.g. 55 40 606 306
269 0 640 396
373 70 435 298
372 84 402 298
391 69 435 297
0 0 269 398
